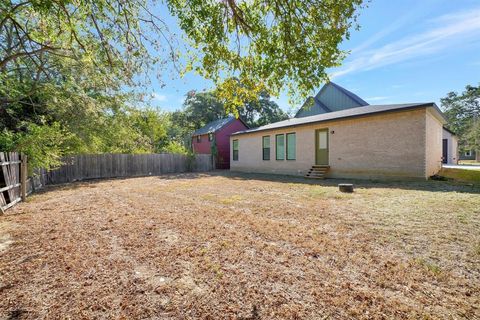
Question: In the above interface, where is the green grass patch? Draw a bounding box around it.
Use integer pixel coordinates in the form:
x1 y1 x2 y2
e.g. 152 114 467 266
439 168 480 183
414 258 442 276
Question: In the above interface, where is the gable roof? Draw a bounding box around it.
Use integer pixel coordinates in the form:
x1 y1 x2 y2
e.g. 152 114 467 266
232 103 445 136
192 117 235 136
295 82 369 118
192 116 249 136
329 82 369 106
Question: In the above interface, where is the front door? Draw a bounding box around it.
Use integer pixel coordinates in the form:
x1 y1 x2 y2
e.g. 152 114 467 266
442 139 448 164
315 129 329 165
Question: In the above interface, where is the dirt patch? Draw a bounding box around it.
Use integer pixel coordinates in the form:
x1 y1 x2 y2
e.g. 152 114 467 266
0 221 14 253
0 172 479 319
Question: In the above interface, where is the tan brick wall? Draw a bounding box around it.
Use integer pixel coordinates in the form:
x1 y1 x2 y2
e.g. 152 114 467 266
425 109 444 176
231 108 433 179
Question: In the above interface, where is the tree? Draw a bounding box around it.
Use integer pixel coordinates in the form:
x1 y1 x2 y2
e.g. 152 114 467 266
181 91 226 131
239 92 289 127
1 0 365 112
465 121 480 160
168 0 364 109
1 0 365 169
441 84 480 160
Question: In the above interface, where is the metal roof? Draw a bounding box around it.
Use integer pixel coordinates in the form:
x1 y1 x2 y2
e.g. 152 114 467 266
329 82 369 106
192 116 236 136
232 103 445 136
294 82 368 118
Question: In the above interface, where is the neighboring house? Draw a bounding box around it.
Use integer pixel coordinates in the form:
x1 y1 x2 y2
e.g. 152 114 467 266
295 82 369 118
192 116 248 169
230 103 447 180
442 127 458 164
459 149 477 161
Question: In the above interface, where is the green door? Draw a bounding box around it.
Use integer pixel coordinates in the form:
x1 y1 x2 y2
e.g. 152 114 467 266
315 129 329 165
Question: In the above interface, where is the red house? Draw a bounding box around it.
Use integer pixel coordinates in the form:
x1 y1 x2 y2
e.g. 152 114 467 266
192 116 248 169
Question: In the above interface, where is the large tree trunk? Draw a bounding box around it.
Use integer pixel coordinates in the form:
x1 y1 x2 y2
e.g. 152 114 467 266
476 150 480 162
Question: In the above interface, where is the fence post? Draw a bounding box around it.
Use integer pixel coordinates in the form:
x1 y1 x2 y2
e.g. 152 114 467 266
21 153 27 201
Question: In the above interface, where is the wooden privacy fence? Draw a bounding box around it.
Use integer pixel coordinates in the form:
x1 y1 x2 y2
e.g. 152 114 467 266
43 153 212 184
0 152 213 213
0 152 27 213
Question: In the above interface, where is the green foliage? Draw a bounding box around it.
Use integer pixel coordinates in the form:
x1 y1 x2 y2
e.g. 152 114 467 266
181 91 226 131
239 92 290 127
161 140 189 155
168 0 364 108
1 0 365 170
465 119 480 153
1 123 71 173
210 135 218 157
442 84 480 155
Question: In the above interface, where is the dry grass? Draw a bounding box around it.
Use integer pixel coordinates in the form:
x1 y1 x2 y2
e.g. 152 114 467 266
0 172 479 319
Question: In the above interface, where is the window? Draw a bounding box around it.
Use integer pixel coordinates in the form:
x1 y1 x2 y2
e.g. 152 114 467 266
208 133 213 141
196 135 201 143
276 134 285 160
465 150 472 157
262 136 270 160
233 139 239 161
286 133 296 160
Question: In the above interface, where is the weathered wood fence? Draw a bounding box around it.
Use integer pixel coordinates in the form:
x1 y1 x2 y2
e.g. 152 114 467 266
42 153 212 184
0 152 213 212
0 152 27 213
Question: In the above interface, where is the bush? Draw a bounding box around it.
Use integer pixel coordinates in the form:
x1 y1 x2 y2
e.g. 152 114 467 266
0 123 71 174
160 141 189 155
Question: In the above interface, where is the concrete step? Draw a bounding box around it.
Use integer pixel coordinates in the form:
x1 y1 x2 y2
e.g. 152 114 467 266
304 175 325 179
305 164 330 180
308 170 328 174
305 172 325 177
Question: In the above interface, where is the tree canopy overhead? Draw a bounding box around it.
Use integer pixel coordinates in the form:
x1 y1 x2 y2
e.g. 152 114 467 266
1 0 365 169
168 0 364 110
1 0 364 110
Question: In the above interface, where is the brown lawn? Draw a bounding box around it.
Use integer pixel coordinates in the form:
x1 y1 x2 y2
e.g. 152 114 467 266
0 172 479 319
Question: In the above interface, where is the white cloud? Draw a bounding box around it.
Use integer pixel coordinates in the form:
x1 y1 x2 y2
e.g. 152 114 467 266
152 93 167 102
350 1 434 54
365 96 389 101
332 8 480 78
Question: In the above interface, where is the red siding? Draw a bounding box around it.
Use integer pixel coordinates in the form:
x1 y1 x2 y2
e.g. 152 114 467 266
215 120 248 169
192 134 212 154
191 119 248 169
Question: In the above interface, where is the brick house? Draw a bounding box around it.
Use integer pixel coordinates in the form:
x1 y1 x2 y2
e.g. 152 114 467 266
229 83 455 179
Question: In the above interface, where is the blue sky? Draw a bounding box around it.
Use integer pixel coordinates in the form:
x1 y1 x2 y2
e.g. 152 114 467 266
147 0 480 114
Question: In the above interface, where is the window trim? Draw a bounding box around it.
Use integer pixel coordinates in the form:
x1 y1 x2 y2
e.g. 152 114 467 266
208 133 213 141
286 132 296 160
196 135 201 143
262 136 270 161
465 150 472 157
232 139 239 161
275 134 285 160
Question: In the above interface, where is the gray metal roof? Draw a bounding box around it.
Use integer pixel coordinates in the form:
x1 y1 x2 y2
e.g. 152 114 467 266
295 82 369 118
232 103 444 136
329 82 369 106
192 116 236 136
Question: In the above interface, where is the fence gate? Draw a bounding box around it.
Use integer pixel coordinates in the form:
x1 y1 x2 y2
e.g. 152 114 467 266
0 152 27 213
